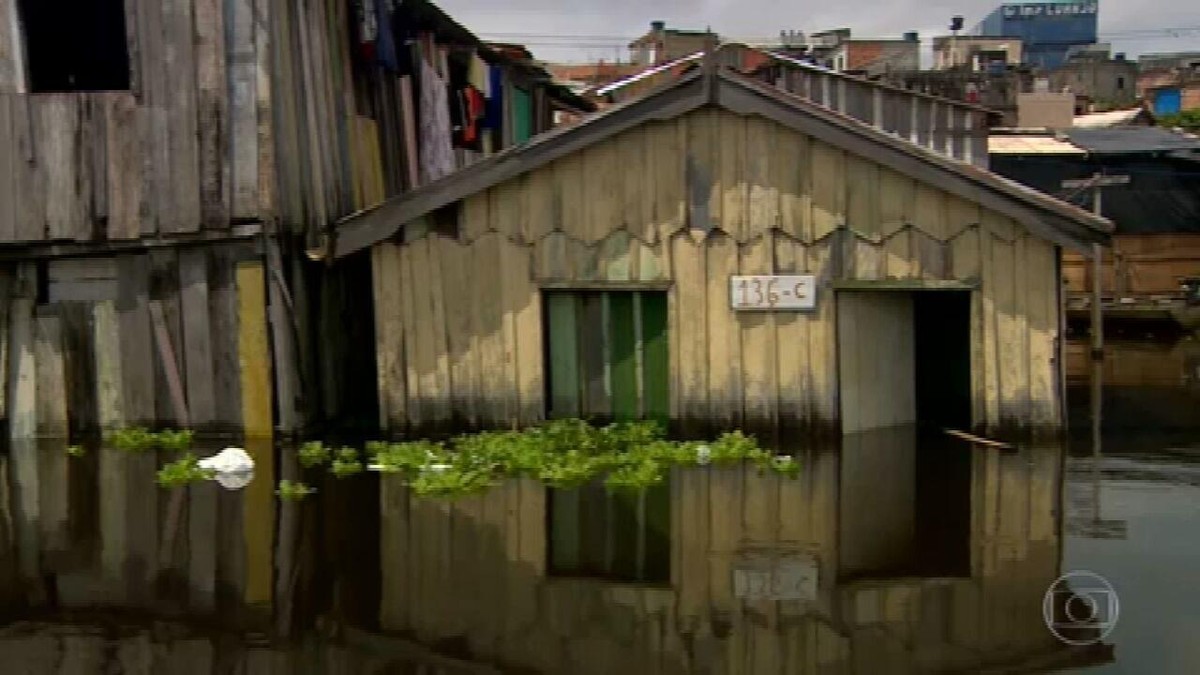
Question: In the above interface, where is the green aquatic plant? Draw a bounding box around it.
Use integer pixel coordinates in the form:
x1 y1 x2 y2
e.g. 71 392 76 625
109 427 159 452
157 428 196 453
66 445 86 458
298 440 332 468
108 427 196 453
330 447 364 478
357 419 797 498
156 453 216 489
277 479 317 502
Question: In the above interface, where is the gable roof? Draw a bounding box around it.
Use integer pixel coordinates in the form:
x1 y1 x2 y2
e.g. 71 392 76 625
332 57 1111 258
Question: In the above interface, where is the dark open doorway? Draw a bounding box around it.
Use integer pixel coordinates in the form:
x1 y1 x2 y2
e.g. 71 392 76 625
913 291 973 434
837 289 974 581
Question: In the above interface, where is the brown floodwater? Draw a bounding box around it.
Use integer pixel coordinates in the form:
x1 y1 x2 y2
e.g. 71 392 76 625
0 338 1196 673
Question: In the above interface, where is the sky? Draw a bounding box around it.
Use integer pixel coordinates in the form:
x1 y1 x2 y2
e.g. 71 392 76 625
434 0 1200 64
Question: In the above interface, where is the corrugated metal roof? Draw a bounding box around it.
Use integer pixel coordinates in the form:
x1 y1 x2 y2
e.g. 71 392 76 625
1072 108 1150 128
1065 127 1200 155
989 135 1086 155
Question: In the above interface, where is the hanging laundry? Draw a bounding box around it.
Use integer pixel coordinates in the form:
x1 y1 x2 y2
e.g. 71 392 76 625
374 0 399 71
418 59 456 184
451 86 486 150
354 0 378 63
469 52 490 97
484 65 504 132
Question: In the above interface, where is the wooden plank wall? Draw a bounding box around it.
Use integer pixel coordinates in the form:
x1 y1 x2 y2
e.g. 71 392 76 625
378 442 1063 674
1063 232 1200 298
0 247 275 617
372 109 1061 436
0 0 270 243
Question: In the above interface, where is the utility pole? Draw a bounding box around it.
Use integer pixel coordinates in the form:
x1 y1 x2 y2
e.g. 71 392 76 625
1062 172 1127 536
1062 171 1129 362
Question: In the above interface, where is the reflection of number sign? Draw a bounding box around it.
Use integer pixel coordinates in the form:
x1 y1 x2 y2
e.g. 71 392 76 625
732 554 818 601
731 275 817 311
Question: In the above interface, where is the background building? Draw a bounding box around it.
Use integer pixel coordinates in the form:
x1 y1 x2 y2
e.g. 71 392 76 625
975 1 1099 70
933 35 1024 71
628 21 714 66
1049 45 1138 110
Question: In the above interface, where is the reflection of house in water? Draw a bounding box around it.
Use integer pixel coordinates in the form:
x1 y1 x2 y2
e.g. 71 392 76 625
379 437 1111 673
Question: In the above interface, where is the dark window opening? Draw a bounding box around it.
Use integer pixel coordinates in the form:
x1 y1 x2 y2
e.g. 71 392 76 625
18 0 131 92
1116 76 1125 91
544 290 671 583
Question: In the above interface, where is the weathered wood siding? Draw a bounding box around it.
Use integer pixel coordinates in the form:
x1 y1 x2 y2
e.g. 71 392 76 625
378 444 1063 674
372 109 1061 435
1063 232 1200 298
0 245 267 435
0 0 272 242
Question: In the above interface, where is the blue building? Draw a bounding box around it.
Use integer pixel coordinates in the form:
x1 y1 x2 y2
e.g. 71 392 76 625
975 1 1099 70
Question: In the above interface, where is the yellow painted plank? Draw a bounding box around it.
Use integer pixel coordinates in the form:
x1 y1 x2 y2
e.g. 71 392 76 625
707 467 742 613
237 261 272 437
236 262 274 607
706 233 742 428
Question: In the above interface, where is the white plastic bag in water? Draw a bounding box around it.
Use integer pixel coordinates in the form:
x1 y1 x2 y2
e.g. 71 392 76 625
198 447 256 490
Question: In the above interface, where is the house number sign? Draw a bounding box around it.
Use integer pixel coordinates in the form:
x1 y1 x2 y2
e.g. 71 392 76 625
730 275 817 311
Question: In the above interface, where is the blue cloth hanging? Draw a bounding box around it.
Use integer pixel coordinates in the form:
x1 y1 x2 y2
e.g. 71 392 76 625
484 65 504 131
374 0 399 71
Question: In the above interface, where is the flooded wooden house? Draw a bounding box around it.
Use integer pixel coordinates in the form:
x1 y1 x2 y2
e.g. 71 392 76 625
337 46 1112 440
0 0 587 627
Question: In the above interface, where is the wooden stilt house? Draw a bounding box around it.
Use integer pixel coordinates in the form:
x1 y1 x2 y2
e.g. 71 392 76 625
337 46 1112 440
0 0 589 623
